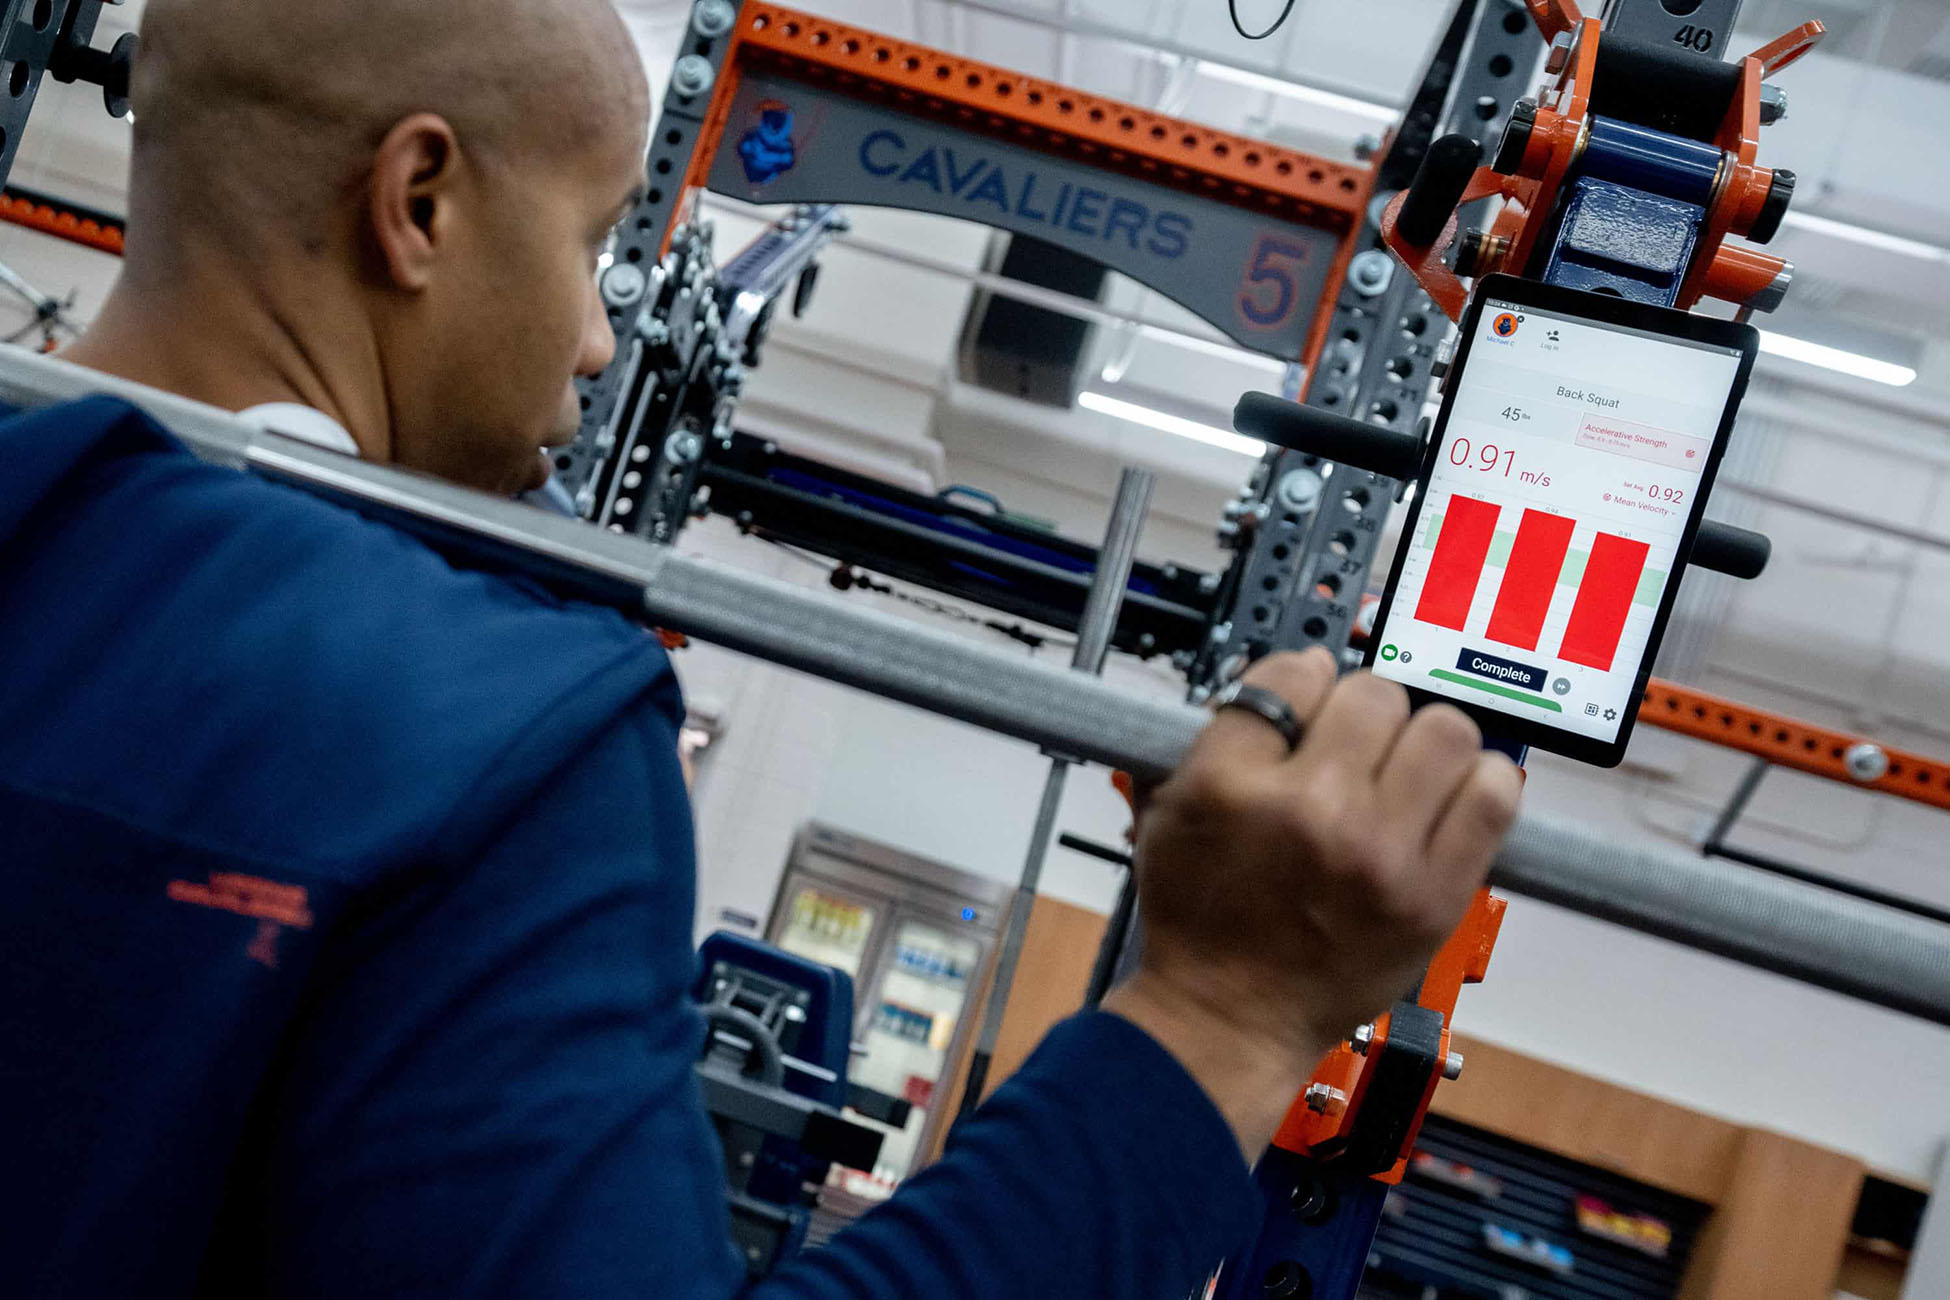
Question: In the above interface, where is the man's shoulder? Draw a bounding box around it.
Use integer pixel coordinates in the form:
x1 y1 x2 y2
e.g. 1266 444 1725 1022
0 395 680 876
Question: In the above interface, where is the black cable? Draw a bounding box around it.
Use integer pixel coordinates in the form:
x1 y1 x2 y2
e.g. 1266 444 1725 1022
1229 0 1299 40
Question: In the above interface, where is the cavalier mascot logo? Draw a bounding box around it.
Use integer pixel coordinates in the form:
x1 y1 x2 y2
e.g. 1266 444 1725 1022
737 100 797 185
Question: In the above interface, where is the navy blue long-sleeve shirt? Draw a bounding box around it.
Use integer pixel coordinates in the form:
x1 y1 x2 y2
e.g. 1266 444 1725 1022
0 397 1259 1298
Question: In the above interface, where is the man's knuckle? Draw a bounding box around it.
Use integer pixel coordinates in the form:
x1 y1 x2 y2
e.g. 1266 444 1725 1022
1247 650 1330 706
1418 703 1482 754
1342 671 1411 724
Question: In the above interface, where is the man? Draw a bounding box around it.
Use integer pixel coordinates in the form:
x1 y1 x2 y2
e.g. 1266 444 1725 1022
0 0 1522 1296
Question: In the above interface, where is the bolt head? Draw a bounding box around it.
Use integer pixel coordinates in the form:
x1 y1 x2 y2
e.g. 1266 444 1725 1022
602 262 648 309
1262 1260 1313 1299
1444 1051 1465 1081
1302 1083 1346 1114
1759 83 1788 126
1278 469 1325 514
1349 249 1395 298
691 0 736 39
669 432 704 464
1844 743 1888 782
670 53 716 99
1350 1023 1375 1055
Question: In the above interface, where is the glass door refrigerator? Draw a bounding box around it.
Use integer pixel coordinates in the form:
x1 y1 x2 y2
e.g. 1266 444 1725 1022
766 823 1011 1217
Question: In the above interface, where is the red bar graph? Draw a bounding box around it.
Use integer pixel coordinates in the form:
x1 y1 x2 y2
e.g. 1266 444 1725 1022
1415 495 1502 631
1558 532 1652 671
1485 509 1577 651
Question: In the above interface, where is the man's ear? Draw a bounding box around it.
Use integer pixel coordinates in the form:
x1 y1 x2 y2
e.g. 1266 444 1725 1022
369 112 464 291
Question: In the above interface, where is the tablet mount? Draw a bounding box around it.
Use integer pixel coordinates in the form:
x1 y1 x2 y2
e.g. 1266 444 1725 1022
1211 2 1815 1297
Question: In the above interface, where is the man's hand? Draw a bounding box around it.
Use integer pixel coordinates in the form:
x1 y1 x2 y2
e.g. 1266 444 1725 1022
1103 647 1522 1158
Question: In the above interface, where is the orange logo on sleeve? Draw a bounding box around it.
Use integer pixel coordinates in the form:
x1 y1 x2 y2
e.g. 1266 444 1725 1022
168 873 314 969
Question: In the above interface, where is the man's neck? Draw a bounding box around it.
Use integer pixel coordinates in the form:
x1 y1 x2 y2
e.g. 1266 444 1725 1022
63 263 395 463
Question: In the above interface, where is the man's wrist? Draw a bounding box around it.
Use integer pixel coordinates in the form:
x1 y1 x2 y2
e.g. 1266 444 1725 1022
1101 969 1335 1160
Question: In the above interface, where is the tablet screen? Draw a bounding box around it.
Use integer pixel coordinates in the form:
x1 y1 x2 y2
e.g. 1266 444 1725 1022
1370 295 1746 750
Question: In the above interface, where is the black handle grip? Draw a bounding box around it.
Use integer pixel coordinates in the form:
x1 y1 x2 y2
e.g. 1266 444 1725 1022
1398 133 1482 247
1690 520 1770 579
1234 392 1424 481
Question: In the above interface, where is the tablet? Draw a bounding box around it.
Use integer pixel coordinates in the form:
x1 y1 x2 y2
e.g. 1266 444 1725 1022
1364 275 1758 766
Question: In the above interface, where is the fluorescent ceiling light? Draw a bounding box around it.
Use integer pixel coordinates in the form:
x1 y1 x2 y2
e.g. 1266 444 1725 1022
1079 390 1267 456
1147 51 1400 125
1780 212 1950 264
1757 330 1917 388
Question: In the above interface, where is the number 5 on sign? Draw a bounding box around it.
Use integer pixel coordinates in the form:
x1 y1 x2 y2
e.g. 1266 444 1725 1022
1237 234 1312 330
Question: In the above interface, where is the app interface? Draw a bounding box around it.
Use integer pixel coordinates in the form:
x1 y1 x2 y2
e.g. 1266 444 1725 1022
1373 300 1744 743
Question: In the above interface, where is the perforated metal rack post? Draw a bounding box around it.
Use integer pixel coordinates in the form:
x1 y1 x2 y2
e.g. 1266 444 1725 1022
559 0 750 507
1193 0 1539 694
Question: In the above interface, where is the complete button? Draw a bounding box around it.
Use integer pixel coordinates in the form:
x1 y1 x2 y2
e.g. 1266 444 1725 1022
1455 648 1549 693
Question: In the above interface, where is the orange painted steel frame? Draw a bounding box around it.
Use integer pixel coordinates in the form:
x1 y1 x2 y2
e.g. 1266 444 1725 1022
0 190 123 256
673 3 1374 376
1382 0 1824 323
1273 889 1507 1184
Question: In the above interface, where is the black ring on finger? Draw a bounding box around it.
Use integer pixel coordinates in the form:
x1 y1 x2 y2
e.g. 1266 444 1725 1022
1213 680 1303 755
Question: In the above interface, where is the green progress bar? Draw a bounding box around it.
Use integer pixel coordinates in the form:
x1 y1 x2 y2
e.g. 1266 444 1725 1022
1428 669 1565 712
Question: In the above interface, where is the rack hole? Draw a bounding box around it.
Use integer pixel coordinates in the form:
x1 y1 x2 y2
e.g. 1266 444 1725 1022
1316 574 1342 598
811 29 829 46
1261 575 1281 592
1302 616 1329 639
1386 355 1414 381
1330 531 1356 555
7 63 24 98
1253 605 1271 623
1504 9 1529 33
1272 545 1290 561
1489 53 1515 78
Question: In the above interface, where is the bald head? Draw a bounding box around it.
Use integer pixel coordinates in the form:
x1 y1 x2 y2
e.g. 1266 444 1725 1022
127 0 649 263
